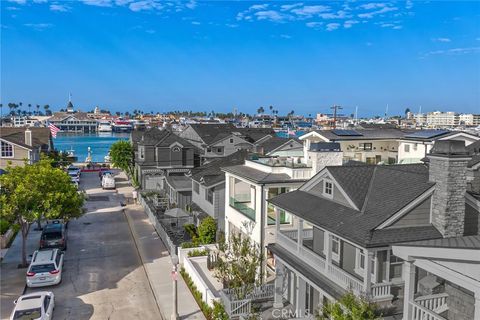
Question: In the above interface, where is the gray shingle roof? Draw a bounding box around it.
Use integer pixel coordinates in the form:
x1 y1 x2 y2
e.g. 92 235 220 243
189 123 274 145
190 150 248 187
255 136 300 154
269 164 439 247
222 164 308 184
396 235 480 249
0 127 52 151
311 128 410 141
136 128 197 150
165 174 192 191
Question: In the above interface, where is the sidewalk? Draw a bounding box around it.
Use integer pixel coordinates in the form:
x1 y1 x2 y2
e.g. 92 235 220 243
124 205 206 320
114 172 205 320
1 226 42 320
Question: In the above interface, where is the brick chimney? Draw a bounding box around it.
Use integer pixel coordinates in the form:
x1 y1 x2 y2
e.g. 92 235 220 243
428 140 471 237
25 128 32 146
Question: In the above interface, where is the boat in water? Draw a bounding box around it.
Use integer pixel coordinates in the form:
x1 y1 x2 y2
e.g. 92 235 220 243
98 120 112 132
61 148 78 161
104 151 112 163
112 120 133 132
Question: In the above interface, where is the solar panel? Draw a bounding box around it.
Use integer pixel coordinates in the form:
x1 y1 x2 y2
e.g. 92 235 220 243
405 130 450 139
331 129 363 137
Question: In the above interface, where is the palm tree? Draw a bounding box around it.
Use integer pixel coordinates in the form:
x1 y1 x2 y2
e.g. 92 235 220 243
18 102 23 116
8 103 15 116
28 104 32 116
269 105 273 115
404 107 411 118
36 104 40 116
257 107 265 115
43 104 50 115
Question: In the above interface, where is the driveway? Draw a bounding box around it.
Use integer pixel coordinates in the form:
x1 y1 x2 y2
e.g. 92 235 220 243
18 171 162 320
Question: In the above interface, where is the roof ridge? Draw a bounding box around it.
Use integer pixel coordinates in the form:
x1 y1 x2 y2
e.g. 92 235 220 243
360 166 377 213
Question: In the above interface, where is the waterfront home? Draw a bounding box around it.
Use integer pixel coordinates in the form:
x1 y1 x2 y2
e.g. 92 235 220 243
397 130 479 164
267 140 480 317
178 123 274 160
0 127 53 169
132 128 200 190
254 136 303 157
222 143 343 275
393 235 480 320
188 150 248 232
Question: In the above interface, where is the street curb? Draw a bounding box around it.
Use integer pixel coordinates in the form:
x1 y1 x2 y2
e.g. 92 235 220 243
123 207 166 320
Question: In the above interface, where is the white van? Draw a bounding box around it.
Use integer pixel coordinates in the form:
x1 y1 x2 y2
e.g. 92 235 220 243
102 173 116 190
26 249 64 288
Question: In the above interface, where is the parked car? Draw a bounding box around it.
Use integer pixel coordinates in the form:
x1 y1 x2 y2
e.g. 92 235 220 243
10 291 54 320
26 249 64 288
67 166 81 177
40 221 67 250
102 173 116 190
68 171 80 184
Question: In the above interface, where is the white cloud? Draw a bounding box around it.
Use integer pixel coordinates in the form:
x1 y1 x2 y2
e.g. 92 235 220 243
343 20 359 28
291 5 330 17
326 22 340 31
424 47 480 57
255 10 287 22
185 0 196 10
115 0 133 5
380 23 395 28
280 3 303 11
33 0 48 3
249 4 268 11
306 21 322 28
24 23 53 30
319 10 350 19
359 3 387 10
225 23 239 28
50 4 71 12
191 21 201 25
81 0 113 7
145 29 155 34
129 0 162 12
406 0 413 9
393 25 402 29
8 0 26 4
435 38 451 42
358 6 398 19
6 6 20 10
366 42 373 46
280 34 291 39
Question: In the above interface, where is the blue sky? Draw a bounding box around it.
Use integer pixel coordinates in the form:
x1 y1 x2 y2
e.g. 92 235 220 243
1 0 479 117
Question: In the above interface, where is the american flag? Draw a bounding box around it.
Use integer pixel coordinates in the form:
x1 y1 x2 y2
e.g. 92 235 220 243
48 123 60 138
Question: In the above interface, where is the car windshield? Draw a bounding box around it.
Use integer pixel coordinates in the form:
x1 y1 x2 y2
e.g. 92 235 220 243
42 231 62 240
68 167 79 171
30 263 55 273
13 308 42 320
68 172 78 176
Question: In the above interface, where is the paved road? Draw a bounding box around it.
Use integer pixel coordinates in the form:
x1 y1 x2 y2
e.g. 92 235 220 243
22 172 162 320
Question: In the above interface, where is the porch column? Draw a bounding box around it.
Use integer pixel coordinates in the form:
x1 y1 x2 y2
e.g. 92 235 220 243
364 250 373 295
474 289 480 320
385 249 391 282
296 275 307 317
297 219 304 252
324 232 331 271
273 260 285 308
402 260 416 320
275 207 281 232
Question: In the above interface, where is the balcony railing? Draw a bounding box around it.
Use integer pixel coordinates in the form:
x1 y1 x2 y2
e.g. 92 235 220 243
411 293 449 320
229 196 255 221
277 230 394 301
410 300 448 320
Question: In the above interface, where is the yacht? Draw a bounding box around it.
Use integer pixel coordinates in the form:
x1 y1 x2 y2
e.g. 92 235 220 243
98 120 112 132
112 120 133 132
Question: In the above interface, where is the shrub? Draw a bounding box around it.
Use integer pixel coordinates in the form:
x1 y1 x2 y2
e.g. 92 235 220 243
198 216 217 244
212 301 229 320
184 223 198 240
0 219 12 235
188 249 208 257
180 267 213 319
181 242 197 249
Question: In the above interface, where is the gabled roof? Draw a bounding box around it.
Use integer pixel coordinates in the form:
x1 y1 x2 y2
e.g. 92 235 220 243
222 164 308 184
269 163 439 247
255 136 301 154
190 150 248 187
0 127 52 151
137 128 197 150
49 112 90 121
187 123 275 145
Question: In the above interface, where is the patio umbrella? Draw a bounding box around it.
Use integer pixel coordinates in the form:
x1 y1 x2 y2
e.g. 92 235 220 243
164 208 189 218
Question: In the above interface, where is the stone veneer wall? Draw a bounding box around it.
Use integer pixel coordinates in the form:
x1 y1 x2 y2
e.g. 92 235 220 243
429 156 469 237
445 282 475 320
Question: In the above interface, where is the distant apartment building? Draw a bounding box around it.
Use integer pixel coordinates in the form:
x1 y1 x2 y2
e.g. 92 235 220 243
426 111 459 127
459 113 480 126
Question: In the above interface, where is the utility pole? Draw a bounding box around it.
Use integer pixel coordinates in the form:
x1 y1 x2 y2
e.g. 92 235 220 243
330 105 343 129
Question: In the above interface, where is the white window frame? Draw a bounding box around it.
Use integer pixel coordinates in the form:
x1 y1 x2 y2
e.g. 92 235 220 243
229 138 234 143
1 141 14 158
354 248 376 278
323 179 333 198
404 144 410 153
138 146 145 160
331 235 340 263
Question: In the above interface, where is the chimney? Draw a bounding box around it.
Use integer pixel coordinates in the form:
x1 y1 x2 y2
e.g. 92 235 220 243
25 128 32 146
428 140 471 237
306 142 343 174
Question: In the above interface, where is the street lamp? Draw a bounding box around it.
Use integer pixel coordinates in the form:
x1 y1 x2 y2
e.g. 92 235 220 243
171 254 179 320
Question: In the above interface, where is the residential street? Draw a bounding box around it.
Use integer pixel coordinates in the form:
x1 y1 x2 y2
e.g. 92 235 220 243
1 171 162 320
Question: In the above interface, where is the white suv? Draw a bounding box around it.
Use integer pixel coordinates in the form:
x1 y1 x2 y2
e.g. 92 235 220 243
26 249 64 288
10 291 54 320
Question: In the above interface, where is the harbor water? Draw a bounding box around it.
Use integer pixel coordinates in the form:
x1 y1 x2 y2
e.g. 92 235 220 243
53 132 130 163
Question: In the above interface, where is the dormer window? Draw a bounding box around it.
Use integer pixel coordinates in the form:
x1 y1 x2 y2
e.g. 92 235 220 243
139 146 145 160
323 180 333 198
172 146 181 152
229 138 234 143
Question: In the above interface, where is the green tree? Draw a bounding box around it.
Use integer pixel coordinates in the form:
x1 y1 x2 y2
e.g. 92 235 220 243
0 159 84 266
198 216 217 244
214 224 262 296
317 292 381 320
109 140 137 186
